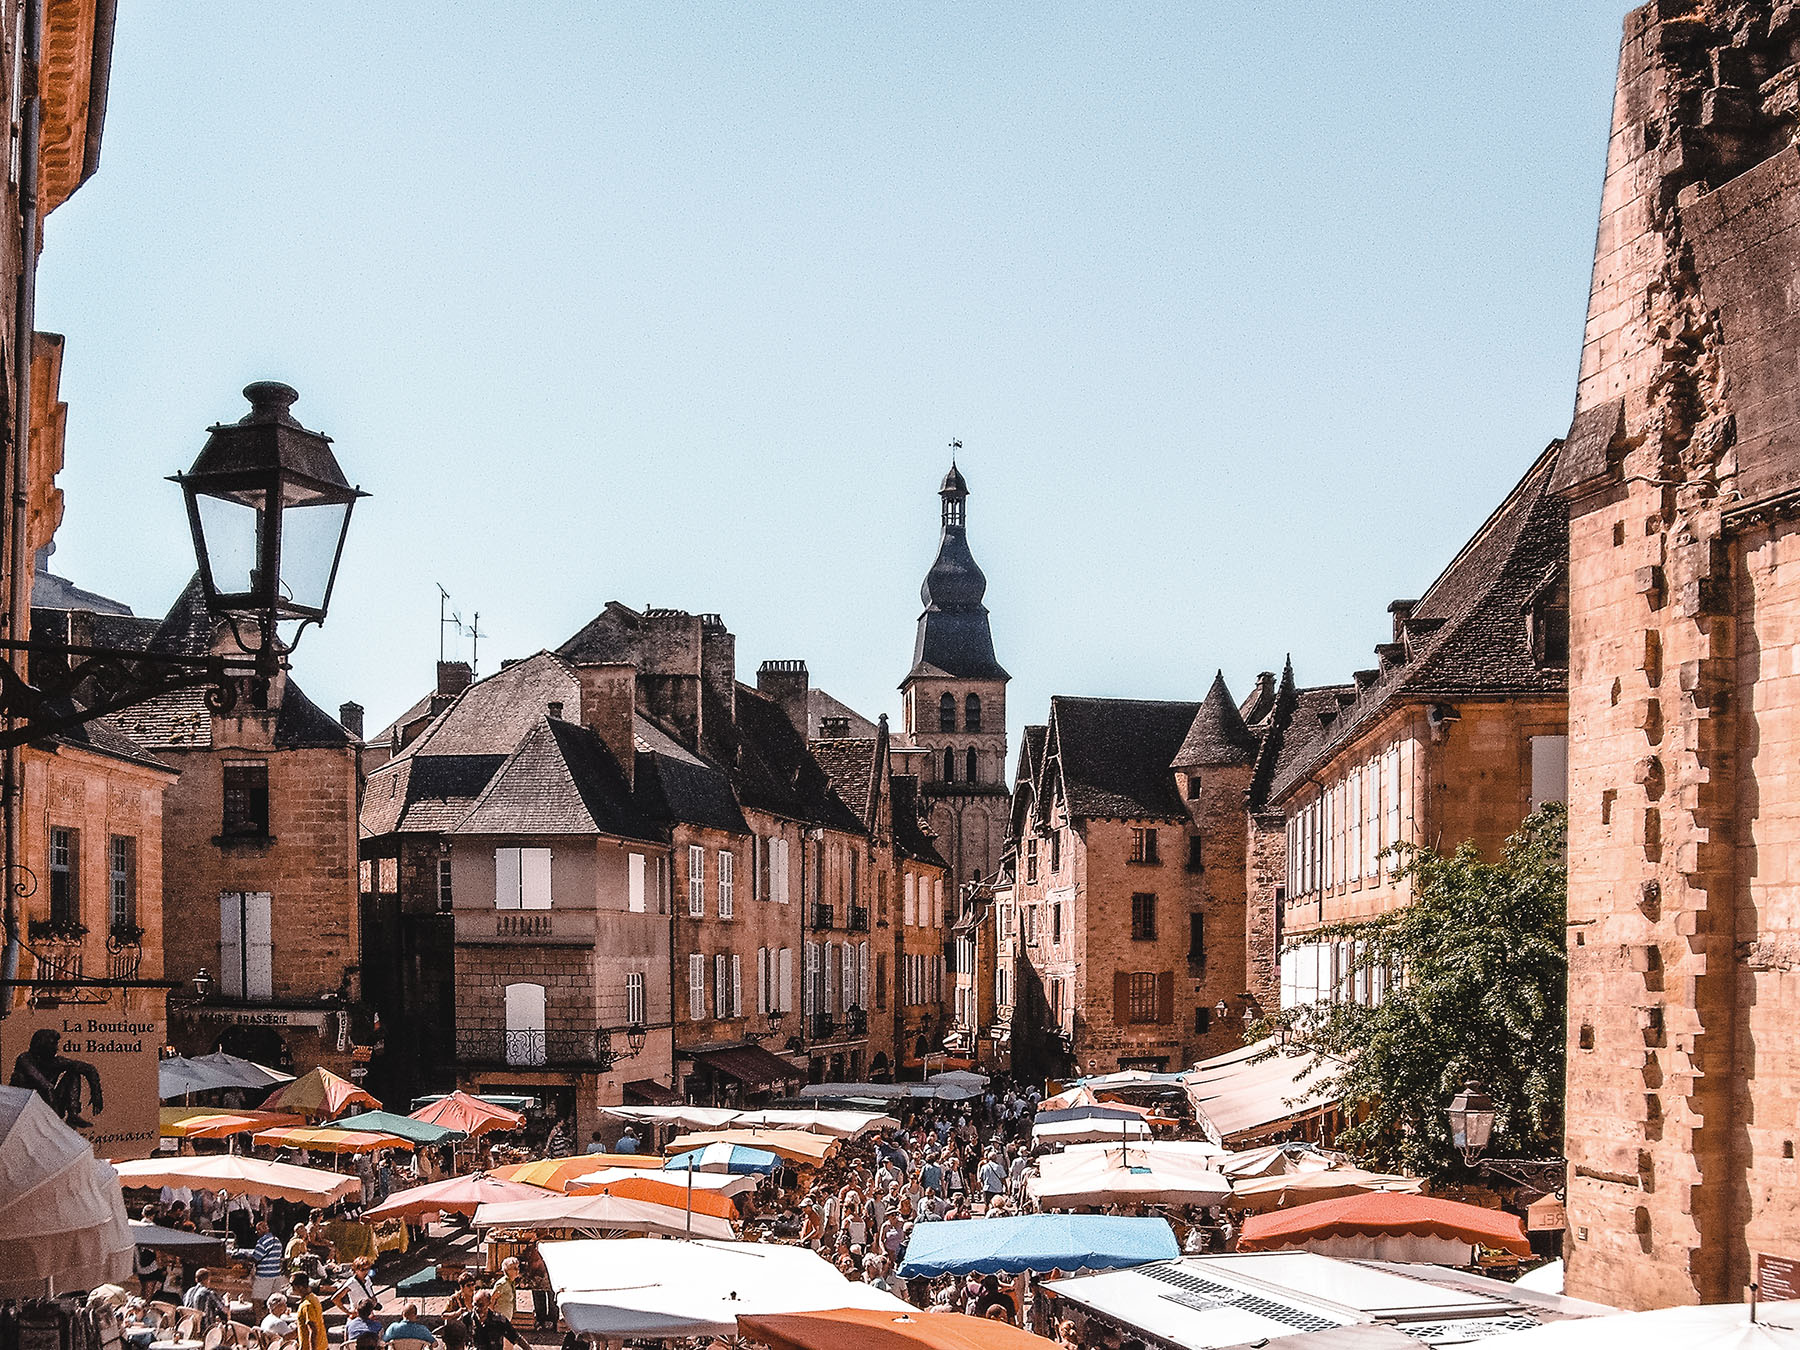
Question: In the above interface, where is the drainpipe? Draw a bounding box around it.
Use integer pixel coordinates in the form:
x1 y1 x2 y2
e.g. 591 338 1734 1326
1 0 42 1014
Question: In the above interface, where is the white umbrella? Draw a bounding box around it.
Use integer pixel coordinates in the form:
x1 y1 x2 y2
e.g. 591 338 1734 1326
114 1153 360 1205
157 1056 242 1100
928 1070 989 1089
1032 1115 1153 1147
0 1086 134 1297
1478 1300 1800 1349
1029 1147 1230 1209
570 1165 756 1198
190 1050 294 1089
540 1238 910 1339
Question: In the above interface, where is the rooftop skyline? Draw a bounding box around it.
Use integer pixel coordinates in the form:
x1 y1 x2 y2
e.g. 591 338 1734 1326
34 4 1630 745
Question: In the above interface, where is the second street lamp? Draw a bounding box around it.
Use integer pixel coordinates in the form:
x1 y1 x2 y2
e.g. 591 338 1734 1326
1446 1079 1498 1165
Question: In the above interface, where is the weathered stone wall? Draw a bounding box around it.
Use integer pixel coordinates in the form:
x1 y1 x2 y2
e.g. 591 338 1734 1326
1561 0 1800 1309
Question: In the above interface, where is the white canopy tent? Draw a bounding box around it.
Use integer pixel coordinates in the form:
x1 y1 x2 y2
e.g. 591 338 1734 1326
570 1165 756 1197
1030 1146 1230 1210
1478 1299 1800 1349
1182 1038 1343 1145
540 1238 911 1339
0 1086 135 1297
472 1193 736 1241
1032 1115 1153 1148
114 1153 360 1205
599 1105 896 1138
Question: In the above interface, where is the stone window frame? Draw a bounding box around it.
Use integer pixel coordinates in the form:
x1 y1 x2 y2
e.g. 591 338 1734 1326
1126 971 1158 1024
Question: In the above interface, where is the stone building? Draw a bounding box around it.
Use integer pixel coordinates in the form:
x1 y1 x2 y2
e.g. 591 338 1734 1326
110 579 364 1078
1268 443 1570 1009
1553 0 1800 1308
1003 684 1255 1078
899 466 1010 899
948 877 1000 1072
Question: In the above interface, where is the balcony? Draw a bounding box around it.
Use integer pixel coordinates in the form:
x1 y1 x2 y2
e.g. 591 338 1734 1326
455 1027 617 1071
811 903 834 931
456 909 597 945
847 1006 867 1036
848 904 869 932
809 1011 836 1040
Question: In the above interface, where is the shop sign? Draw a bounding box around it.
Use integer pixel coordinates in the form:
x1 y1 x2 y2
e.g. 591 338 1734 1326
188 1007 330 1029
2 998 162 1160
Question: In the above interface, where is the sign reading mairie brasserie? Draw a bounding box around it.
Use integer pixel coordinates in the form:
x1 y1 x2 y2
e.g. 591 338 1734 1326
2 995 162 1160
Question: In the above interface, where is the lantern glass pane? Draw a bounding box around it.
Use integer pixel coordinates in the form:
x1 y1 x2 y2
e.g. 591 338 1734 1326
279 497 350 613
196 491 262 597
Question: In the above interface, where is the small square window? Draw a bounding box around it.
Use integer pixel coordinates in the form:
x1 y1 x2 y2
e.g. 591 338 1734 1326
222 761 269 838
1129 827 1159 864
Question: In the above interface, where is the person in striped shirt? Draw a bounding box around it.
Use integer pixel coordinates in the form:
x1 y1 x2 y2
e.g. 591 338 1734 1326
232 1218 285 1301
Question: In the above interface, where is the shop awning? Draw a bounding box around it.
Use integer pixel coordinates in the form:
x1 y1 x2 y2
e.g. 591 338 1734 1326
624 1079 683 1105
689 1044 803 1091
898 1215 1177 1278
1182 1037 1343 1144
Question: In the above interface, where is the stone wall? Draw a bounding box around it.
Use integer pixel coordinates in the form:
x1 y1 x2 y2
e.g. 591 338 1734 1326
1560 0 1800 1309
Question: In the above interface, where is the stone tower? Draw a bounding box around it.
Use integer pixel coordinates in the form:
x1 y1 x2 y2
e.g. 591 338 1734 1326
900 464 1010 899
1554 1 1800 1310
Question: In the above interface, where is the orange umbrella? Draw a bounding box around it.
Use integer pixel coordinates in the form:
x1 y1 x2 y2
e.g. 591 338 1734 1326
1237 1191 1530 1256
409 1091 524 1136
562 1174 737 1223
251 1126 415 1154
490 1154 659 1189
361 1173 549 1223
260 1068 380 1120
739 1307 1058 1350
160 1109 305 1140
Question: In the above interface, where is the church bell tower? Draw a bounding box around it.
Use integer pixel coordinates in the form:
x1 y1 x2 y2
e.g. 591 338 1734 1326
900 462 1010 895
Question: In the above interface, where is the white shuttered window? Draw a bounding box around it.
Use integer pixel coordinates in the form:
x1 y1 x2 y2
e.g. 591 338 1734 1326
628 852 646 912
688 846 706 917
779 946 794 1013
718 850 734 917
688 953 706 1020
219 891 273 1000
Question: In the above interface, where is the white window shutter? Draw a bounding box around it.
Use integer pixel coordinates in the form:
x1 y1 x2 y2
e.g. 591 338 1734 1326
715 953 728 1019
495 848 521 910
774 839 789 904
628 853 646 913
719 850 733 918
689 845 705 917
824 941 836 1012
732 954 742 1017
689 953 705 1020
780 946 794 1013
905 874 916 926
933 879 943 928
840 944 853 1012
219 893 244 999
245 892 274 1001
522 848 552 909
859 941 869 1007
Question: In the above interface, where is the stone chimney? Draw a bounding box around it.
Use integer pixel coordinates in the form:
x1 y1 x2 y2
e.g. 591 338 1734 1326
431 660 473 717
577 663 637 788
757 659 810 737
700 616 736 733
1388 599 1417 642
338 701 364 740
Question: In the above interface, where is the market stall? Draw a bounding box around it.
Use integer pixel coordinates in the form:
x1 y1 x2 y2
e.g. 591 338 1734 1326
472 1190 737 1240
898 1215 1178 1278
1236 1192 1530 1263
113 1153 361 1206
260 1067 379 1121
360 1173 546 1223
0 1086 135 1297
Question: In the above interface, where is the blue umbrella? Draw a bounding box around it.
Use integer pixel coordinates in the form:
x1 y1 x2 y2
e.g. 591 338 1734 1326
898 1214 1178 1277
662 1142 780 1175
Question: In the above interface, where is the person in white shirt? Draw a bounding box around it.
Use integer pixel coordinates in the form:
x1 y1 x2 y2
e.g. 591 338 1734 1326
260 1293 298 1338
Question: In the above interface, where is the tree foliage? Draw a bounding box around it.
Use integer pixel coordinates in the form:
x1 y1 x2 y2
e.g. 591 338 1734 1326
1266 804 1567 1178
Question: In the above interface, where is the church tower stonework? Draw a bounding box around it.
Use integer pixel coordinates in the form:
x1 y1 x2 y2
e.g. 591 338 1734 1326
900 464 1010 898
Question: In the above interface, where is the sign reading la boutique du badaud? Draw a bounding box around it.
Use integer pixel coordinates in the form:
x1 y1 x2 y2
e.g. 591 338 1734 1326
2 996 162 1161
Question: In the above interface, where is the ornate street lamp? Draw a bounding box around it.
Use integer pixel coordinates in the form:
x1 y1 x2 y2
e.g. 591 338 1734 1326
0 381 364 747
173 381 366 674
1213 999 1229 1022
625 1023 647 1056
191 967 212 999
767 1005 785 1034
1446 1079 1497 1165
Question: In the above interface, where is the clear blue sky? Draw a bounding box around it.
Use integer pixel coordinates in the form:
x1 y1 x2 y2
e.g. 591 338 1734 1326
38 3 1630 748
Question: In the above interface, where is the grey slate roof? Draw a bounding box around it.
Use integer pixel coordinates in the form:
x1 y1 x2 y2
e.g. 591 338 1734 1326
1171 671 1257 769
1048 696 1202 821
909 467 1008 683
1268 441 1568 804
453 717 660 840
891 774 948 869
811 738 877 824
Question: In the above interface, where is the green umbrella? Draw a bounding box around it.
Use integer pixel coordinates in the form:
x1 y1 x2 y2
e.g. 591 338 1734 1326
335 1109 465 1145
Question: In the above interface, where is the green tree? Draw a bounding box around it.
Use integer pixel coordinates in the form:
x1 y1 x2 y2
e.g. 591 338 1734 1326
1265 803 1567 1178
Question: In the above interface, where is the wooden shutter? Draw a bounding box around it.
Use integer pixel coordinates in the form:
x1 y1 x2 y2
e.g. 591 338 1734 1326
219 893 244 999
732 954 742 1017
688 953 705 1020
780 946 794 1013
628 853 646 913
494 848 521 909
522 848 552 909
245 893 274 1000
1156 971 1175 1024
1113 971 1130 1022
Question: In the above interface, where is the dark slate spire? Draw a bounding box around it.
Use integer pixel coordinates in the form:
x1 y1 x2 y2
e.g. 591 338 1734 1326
1247 656 1299 809
909 461 1008 681
1172 670 1257 769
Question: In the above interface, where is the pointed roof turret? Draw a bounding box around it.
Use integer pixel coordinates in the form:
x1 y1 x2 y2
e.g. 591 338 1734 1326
1172 670 1257 769
907 460 1008 682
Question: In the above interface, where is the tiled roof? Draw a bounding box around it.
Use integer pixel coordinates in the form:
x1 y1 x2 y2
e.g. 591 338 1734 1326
634 730 750 837
452 717 660 840
892 774 948 869
1268 441 1568 803
811 738 877 825
402 651 577 759
370 689 436 750
43 707 171 773
1048 696 1202 821
729 685 867 835
1171 671 1257 769
1016 725 1048 789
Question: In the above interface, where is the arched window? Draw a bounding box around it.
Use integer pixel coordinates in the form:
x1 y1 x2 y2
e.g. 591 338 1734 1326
942 747 956 782
965 693 982 732
504 982 547 1066
966 747 979 783
939 693 956 733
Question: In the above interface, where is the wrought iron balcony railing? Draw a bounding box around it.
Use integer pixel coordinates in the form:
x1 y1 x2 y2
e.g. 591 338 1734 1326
455 1026 617 1071
811 903 834 930
848 904 869 931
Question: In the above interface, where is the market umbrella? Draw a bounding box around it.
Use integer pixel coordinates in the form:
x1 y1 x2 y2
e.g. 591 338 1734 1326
560 1173 741 1221
334 1110 464 1145
1477 1300 1800 1349
252 1125 416 1154
260 1067 379 1120
190 1051 294 1090
157 1056 244 1099
540 1238 910 1339
662 1142 782 1175
898 1215 1178 1278
409 1090 524 1136
490 1154 660 1189
472 1191 737 1241
666 1127 834 1165
741 1306 1058 1350
160 1108 305 1140
126 1221 227 1253
1028 1147 1230 1209
114 1154 361 1206
726 1109 898 1139
1229 1166 1423 1213
1030 1116 1153 1148
569 1166 756 1199
0 1086 135 1297
360 1173 547 1223
1237 1192 1530 1259
926 1070 989 1090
